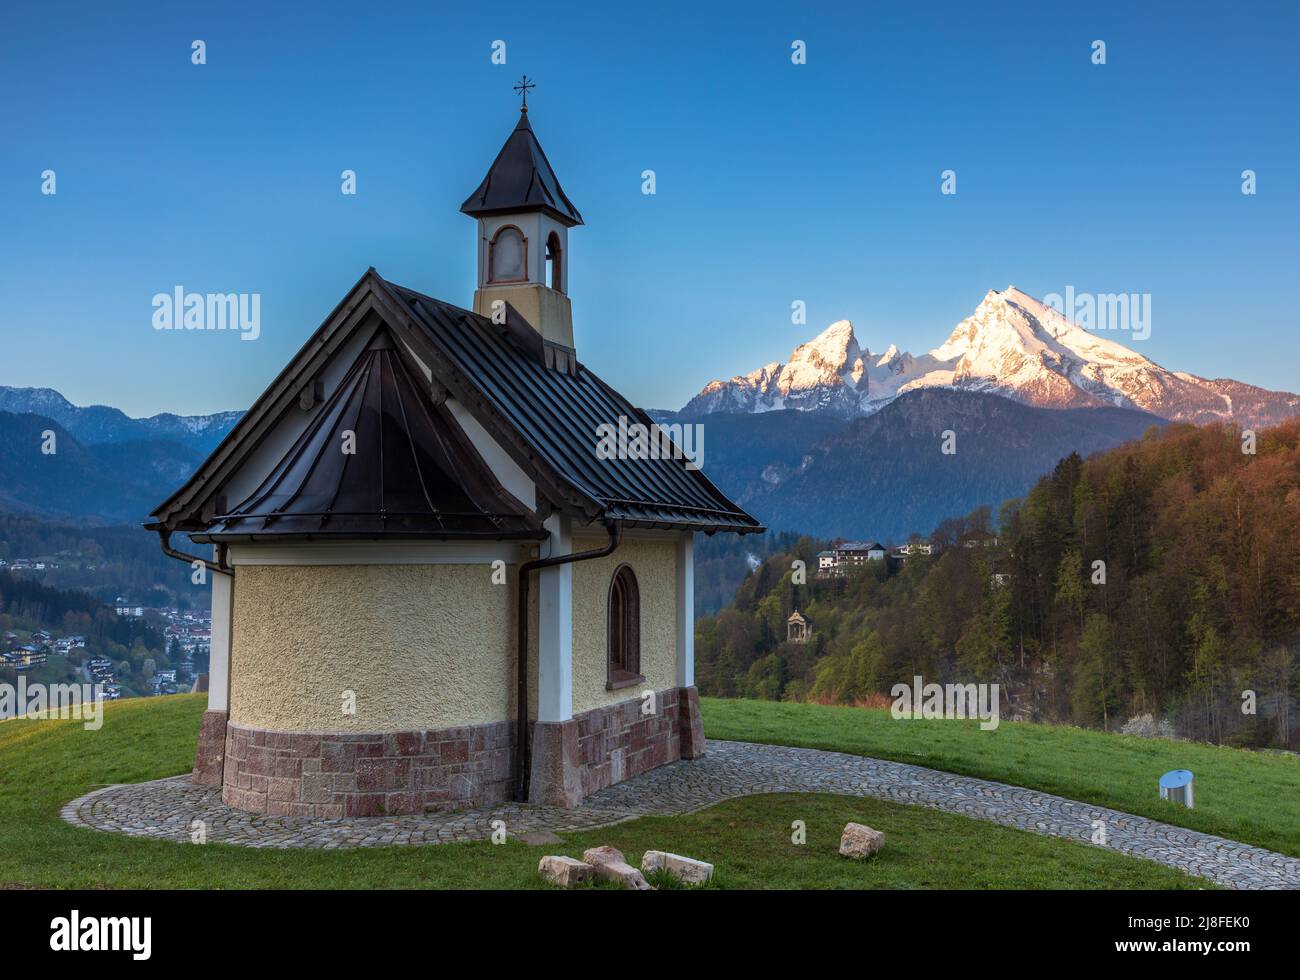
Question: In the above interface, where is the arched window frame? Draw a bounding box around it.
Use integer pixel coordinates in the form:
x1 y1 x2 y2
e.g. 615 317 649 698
487 224 528 284
545 231 563 293
606 563 642 689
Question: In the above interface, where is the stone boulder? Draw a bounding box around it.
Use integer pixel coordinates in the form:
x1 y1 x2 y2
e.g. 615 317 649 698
839 822 886 859
583 844 626 865
582 845 651 890
641 850 714 885
538 855 592 888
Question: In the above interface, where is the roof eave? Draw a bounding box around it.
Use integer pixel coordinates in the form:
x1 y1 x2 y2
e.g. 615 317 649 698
190 529 550 545
459 202 583 228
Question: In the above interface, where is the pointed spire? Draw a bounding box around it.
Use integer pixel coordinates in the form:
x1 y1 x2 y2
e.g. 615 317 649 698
461 105 583 227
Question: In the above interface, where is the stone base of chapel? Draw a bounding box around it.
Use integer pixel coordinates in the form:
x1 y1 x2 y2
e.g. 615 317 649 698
191 709 229 787
196 686 706 817
218 719 516 818
529 685 706 807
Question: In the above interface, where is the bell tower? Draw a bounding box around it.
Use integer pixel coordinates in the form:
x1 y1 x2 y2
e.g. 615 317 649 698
461 79 584 353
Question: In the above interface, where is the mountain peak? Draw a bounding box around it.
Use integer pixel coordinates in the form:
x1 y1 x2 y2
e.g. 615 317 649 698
790 319 860 367
680 286 1299 427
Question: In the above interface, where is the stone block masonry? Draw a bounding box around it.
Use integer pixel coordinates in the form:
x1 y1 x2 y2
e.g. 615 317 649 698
221 719 514 817
575 687 690 796
530 686 706 805
191 709 228 787
212 685 706 816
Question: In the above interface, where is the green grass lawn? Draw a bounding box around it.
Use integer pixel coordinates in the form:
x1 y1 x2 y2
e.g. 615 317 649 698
0 694 1211 889
702 697 1300 857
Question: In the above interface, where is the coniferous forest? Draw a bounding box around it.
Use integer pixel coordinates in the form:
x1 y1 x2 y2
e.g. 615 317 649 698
695 418 1300 749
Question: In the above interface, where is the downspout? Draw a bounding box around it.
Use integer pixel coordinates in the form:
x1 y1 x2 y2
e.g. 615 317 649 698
149 526 234 578
150 527 234 700
515 519 621 801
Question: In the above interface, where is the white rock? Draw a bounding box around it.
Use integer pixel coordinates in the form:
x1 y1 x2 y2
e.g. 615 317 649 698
583 845 650 890
582 845 626 867
641 850 714 884
538 855 592 888
839 822 886 859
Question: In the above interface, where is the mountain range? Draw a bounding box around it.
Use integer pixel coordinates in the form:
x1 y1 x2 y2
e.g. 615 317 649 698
0 411 205 524
683 286 1299 429
0 387 241 453
689 390 1165 540
1 285 1294 543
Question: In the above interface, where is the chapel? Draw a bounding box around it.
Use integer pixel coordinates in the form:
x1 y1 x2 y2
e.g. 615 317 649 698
148 97 762 816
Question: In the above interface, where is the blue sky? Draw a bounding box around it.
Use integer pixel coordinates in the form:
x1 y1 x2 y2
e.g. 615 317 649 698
1 0 1296 417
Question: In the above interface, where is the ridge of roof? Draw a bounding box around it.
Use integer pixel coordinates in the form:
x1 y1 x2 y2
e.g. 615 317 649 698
379 275 761 534
152 268 762 537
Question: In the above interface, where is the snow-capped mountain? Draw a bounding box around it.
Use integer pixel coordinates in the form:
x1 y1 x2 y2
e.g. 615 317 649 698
687 320 871 416
682 286 1299 428
0 386 242 452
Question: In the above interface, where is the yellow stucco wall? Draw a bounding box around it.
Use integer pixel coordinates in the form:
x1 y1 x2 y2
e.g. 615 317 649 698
230 563 522 732
571 535 679 713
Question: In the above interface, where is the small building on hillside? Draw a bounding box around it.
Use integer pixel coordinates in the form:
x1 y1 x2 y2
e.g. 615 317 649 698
816 541 887 578
5 646 47 670
148 97 763 818
787 610 810 644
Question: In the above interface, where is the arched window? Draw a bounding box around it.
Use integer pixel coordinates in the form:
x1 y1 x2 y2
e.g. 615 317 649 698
545 231 563 292
607 564 641 688
488 225 526 283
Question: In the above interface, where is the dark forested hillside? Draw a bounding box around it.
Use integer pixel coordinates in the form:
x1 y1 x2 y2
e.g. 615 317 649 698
650 408 849 507
739 389 1166 540
660 391 1167 543
694 529 814 616
696 418 1300 748
0 514 206 607
0 412 202 524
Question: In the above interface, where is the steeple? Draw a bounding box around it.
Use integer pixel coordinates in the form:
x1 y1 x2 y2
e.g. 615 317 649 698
463 83 581 358
460 109 583 228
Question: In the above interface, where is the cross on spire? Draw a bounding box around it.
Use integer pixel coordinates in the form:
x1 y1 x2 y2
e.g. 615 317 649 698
513 75 536 112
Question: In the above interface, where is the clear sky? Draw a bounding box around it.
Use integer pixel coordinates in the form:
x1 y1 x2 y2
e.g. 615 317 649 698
2 0 1297 417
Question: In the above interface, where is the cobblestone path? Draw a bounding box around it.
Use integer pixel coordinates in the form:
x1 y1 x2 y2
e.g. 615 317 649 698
62 739 1300 888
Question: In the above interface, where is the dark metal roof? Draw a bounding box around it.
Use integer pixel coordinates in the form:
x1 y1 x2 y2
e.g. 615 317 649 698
460 111 584 227
195 332 545 542
380 278 762 535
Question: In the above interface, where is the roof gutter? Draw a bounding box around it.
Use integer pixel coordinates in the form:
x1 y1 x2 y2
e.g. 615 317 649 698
514 519 621 801
147 525 234 578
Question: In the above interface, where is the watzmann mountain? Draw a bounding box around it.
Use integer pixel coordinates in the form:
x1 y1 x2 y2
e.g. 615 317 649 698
683 286 1299 428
